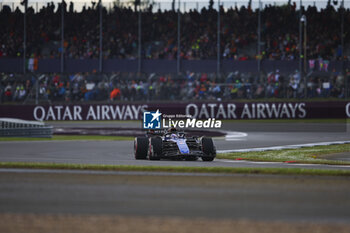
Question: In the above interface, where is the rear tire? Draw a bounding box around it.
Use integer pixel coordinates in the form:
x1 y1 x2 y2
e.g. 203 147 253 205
148 137 162 160
134 137 148 160
201 137 216 162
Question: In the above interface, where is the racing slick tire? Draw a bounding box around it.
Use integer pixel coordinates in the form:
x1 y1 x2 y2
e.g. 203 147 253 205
134 137 149 160
201 137 216 162
148 137 162 160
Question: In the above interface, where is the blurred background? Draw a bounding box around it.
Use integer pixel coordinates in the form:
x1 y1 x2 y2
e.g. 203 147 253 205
0 0 349 103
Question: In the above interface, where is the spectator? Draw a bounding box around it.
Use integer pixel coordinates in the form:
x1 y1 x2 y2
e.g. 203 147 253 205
0 70 347 103
0 1 348 61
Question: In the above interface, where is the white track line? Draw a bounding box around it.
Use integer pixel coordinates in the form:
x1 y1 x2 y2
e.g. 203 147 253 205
218 159 277 164
223 131 248 141
217 159 350 168
217 141 350 154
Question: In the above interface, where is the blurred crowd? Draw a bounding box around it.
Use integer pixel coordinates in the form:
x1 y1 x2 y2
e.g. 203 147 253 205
0 71 348 103
0 0 349 60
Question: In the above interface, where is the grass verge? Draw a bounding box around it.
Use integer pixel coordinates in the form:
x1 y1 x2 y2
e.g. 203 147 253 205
0 135 134 141
0 162 350 176
217 144 350 165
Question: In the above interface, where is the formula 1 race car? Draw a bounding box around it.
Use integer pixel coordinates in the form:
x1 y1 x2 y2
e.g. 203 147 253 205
134 129 216 161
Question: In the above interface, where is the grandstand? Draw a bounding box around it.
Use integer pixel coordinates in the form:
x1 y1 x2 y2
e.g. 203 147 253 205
0 0 349 102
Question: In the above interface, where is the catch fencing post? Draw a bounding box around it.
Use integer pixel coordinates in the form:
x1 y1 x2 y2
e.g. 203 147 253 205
138 3 142 73
217 0 221 75
299 0 303 98
257 0 261 83
303 15 307 98
99 0 103 73
341 0 347 98
60 0 65 73
23 0 27 74
177 0 181 74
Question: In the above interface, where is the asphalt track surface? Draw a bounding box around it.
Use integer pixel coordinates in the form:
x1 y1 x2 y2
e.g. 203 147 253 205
1 121 350 230
0 121 349 170
1 169 350 223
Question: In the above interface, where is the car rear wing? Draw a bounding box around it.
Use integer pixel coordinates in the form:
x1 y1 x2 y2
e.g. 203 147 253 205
146 129 188 137
146 129 165 136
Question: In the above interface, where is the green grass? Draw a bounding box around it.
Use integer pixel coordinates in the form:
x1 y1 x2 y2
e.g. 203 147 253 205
1 162 350 176
0 135 134 141
217 144 350 165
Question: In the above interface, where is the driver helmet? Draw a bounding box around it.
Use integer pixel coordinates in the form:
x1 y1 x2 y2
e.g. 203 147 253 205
168 127 177 133
171 133 177 139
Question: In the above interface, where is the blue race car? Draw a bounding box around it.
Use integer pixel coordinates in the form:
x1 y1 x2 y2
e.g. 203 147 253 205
134 128 216 161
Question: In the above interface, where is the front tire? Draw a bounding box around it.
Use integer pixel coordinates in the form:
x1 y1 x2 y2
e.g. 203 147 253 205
148 137 162 160
134 137 148 160
201 137 216 162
